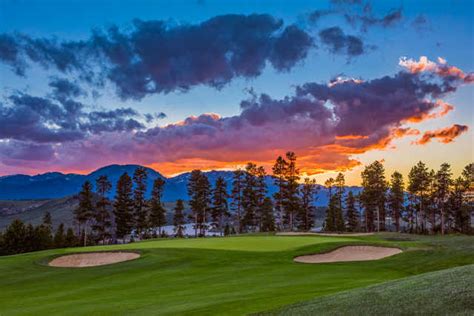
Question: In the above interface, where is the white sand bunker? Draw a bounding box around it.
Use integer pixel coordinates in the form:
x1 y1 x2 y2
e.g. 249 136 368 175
294 246 402 264
49 252 140 267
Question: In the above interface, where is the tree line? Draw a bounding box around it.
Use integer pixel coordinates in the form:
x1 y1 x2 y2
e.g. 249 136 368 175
1 153 472 255
0 212 79 255
323 161 473 234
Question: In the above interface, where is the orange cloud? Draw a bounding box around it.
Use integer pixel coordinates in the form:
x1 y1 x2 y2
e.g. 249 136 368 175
414 124 469 145
399 56 474 83
404 99 454 123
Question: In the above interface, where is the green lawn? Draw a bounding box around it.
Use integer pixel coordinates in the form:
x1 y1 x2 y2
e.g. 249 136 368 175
0 234 473 315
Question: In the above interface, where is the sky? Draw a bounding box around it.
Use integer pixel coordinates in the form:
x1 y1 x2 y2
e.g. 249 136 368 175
0 0 472 185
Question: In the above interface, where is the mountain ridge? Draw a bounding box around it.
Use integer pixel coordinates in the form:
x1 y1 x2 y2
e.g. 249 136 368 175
0 164 362 205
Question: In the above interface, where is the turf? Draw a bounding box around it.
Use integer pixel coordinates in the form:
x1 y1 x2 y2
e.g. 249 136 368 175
261 264 474 316
0 234 472 315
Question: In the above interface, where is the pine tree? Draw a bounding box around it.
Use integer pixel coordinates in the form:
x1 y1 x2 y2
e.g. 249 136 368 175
54 223 66 248
2 219 27 255
74 181 94 246
93 175 112 243
360 161 387 232
133 167 148 236
255 166 268 231
389 171 404 232
149 178 167 235
345 191 358 231
173 199 186 237
325 194 344 232
65 228 77 247
114 172 134 240
435 163 453 235
282 152 300 231
211 177 229 236
242 163 259 232
43 212 52 228
187 170 211 237
272 156 288 231
298 178 317 231
408 161 430 233
260 197 275 232
230 169 244 233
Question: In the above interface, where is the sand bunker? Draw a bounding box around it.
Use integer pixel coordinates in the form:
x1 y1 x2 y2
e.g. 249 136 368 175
278 232 374 237
294 246 402 263
49 252 140 267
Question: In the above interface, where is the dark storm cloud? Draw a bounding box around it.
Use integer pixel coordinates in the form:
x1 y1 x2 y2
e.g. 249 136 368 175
48 77 87 99
0 14 318 100
319 27 364 56
346 8 402 30
0 141 55 162
0 93 146 143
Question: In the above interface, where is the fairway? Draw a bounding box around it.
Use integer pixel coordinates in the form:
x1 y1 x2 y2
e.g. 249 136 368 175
0 234 473 315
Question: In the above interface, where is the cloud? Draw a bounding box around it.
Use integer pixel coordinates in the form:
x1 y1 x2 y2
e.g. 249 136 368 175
48 77 87 99
414 124 469 145
0 93 146 143
1 58 471 175
345 8 402 31
319 27 365 56
0 14 317 100
399 56 474 83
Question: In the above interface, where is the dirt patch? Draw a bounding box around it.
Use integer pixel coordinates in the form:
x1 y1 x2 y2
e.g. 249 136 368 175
294 246 402 263
49 252 140 267
277 232 374 237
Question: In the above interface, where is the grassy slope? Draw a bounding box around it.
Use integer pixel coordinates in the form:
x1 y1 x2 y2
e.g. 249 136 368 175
261 264 474 316
0 234 472 315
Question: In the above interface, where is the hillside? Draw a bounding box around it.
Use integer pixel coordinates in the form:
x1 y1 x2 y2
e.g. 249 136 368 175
261 264 474 315
0 164 363 204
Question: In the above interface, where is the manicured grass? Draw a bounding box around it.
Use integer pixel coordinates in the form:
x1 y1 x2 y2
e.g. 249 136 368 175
261 264 474 316
0 234 472 315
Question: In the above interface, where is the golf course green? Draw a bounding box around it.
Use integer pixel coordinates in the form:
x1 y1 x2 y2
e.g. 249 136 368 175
0 233 473 315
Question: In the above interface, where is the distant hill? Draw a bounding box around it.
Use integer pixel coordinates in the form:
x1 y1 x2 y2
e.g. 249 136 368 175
0 164 363 229
0 164 362 205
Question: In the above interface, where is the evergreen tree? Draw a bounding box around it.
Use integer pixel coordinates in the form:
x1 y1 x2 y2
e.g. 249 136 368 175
43 212 52 228
74 181 94 246
408 161 430 233
298 178 317 231
230 169 244 233
65 228 77 247
242 163 259 231
260 197 275 232
360 161 387 232
272 156 288 231
173 199 186 237
345 191 358 231
149 178 167 235
54 223 66 248
435 163 453 235
93 175 112 243
255 166 268 231
325 194 344 232
114 172 134 240
449 177 470 233
211 177 229 236
2 219 27 254
35 221 53 250
187 170 211 237
324 178 335 198
335 173 345 212
133 167 148 236
389 171 404 232
282 152 300 231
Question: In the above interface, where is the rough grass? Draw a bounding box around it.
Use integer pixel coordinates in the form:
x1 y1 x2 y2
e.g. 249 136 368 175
0 234 472 315
260 264 474 316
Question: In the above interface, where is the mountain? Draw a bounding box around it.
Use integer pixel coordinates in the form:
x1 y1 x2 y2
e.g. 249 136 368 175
0 164 362 205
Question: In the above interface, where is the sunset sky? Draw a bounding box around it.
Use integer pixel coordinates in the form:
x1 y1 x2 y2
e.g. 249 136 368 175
0 0 472 184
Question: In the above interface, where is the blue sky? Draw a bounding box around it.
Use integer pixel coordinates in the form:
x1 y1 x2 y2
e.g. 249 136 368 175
0 0 472 183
